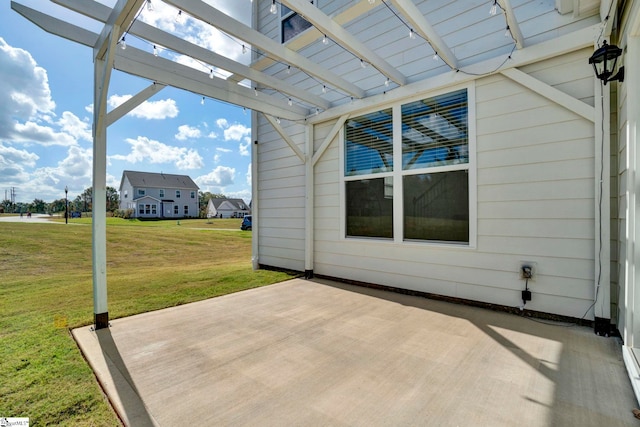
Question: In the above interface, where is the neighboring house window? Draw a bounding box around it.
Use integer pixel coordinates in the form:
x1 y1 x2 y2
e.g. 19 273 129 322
174 205 179 215
190 191 195 199
159 189 165 198
145 204 151 215
344 88 470 244
124 190 128 199
137 188 145 196
281 1 314 43
151 204 157 215
184 205 189 215
138 204 144 215
176 190 181 198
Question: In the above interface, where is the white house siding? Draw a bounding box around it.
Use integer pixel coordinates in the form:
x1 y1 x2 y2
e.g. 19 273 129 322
257 114 307 271
310 51 596 319
119 177 135 211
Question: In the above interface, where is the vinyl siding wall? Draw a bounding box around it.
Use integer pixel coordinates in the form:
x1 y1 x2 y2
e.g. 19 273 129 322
256 113 307 270
255 1 603 318
310 49 597 319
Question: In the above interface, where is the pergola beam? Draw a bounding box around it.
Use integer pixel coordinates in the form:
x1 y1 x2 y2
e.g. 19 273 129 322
229 0 373 82
115 46 309 120
93 0 144 60
500 0 525 49
9 4 308 120
390 0 458 69
163 0 365 99
11 2 97 47
281 0 407 86
106 83 166 127
52 0 330 110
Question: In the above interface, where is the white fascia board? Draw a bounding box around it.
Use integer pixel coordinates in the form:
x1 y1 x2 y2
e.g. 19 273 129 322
163 0 365 99
500 0 525 49
94 0 145 60
390 0 458 69
115 46 309 120
310 23 599 123
52 0 329 109
282 0 406 86
11 2 98 47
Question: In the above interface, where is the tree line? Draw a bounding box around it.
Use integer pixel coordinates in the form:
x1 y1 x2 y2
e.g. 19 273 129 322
1 188 229 218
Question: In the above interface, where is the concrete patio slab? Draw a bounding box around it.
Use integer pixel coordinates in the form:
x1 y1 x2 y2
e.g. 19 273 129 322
73 278 639 426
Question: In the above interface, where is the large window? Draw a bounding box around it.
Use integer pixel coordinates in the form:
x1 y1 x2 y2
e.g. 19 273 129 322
281 1 313 43
344 88 470 244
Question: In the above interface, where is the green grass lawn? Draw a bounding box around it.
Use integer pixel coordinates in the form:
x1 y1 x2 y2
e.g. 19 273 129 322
0 218 298 425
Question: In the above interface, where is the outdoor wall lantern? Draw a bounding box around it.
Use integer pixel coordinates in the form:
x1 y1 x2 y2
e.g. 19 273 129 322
589 41 625 85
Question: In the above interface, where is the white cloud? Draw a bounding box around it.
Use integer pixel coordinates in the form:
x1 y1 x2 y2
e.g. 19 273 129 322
111 136 203 170
176 148 205 169
213 153 221 163
216 147 232 153
107 94 179 120
0 145 93 202
12 121 77 147
175 124 201 141
58 111 92 142
216 118 228 129
207 131 218 139
195 165 235 187
224 123 250 142
0 143 39 184
246 162 252 186
0 38 55 138
239 136 250 156
0 143 39 168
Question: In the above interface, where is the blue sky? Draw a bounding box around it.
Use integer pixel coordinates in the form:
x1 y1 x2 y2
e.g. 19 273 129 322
1 0 253 204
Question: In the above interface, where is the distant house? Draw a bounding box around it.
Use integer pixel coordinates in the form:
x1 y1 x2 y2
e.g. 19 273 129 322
206 198 250 218
119 170 199 219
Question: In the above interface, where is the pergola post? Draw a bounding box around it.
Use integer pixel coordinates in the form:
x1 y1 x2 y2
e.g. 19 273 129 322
92 56 110 329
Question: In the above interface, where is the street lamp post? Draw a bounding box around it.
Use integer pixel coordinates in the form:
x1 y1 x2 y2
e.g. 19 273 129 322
65 186 68 224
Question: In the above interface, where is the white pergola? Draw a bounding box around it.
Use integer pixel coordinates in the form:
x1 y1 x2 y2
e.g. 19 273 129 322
11 0 612 329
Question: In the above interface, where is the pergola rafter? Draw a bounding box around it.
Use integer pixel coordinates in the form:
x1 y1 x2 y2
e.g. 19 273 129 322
163 0 366 99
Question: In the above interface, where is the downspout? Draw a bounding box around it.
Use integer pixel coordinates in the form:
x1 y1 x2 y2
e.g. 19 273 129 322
594 42 612 335
251 0 259 270
304 123 314 279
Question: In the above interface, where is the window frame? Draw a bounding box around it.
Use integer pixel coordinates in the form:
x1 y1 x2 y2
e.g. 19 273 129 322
159 189 165 198
280 0 315 44
176 190 181 199
339 83 477 248
137 188 145 197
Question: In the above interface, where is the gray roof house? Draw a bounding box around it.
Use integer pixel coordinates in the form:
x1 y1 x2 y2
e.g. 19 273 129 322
206 198 250 218
119 170 199 219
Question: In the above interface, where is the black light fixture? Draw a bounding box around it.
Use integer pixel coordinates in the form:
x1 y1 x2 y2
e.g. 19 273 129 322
589 41 625 85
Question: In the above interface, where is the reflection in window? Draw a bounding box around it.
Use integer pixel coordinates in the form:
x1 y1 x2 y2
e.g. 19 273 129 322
346 178 393 238
402 89 468 170
404 171 468 242
281 2 314 43
345 108 393 176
